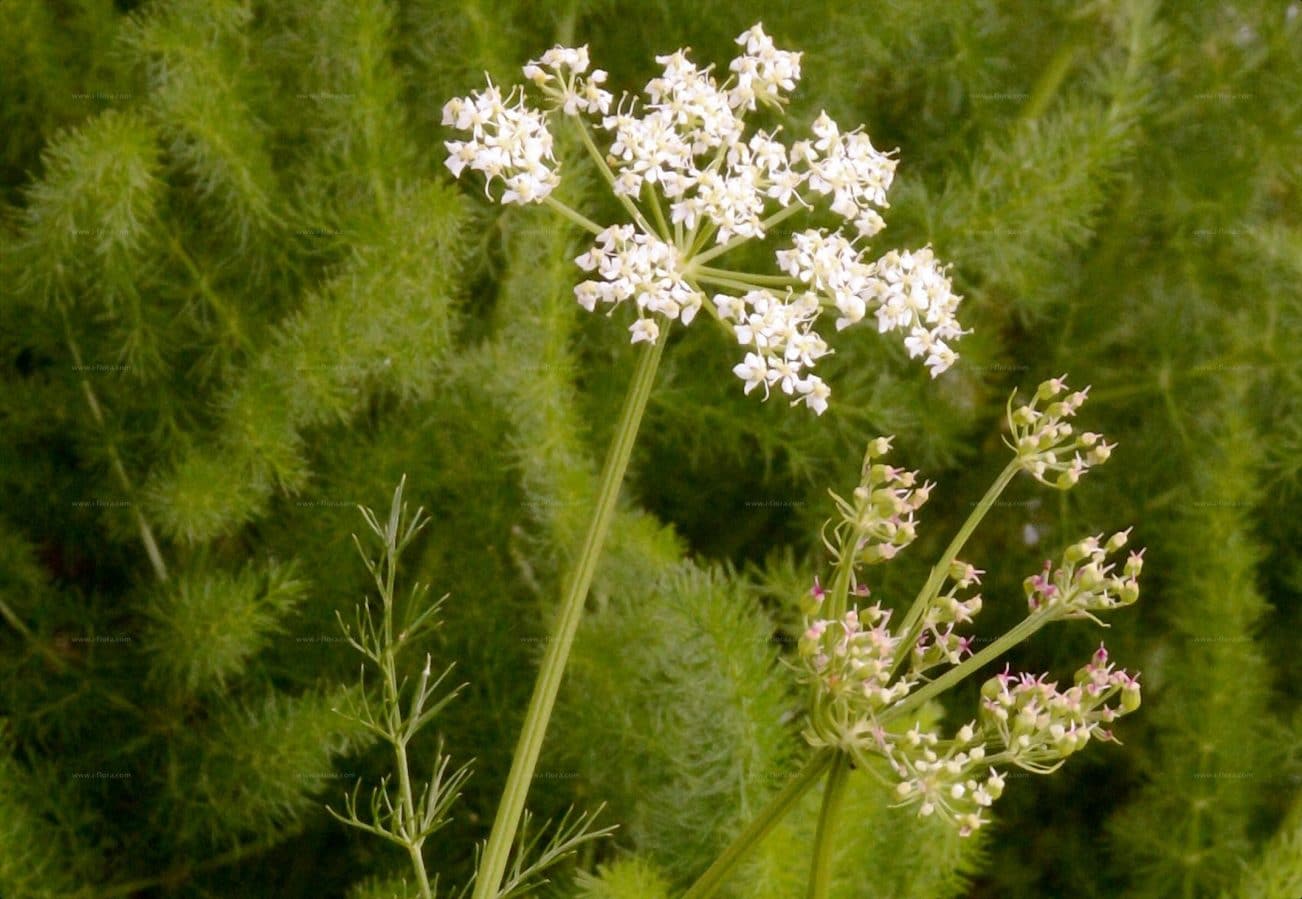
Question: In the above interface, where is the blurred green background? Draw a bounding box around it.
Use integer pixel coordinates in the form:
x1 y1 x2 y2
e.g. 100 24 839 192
0 0 1298 896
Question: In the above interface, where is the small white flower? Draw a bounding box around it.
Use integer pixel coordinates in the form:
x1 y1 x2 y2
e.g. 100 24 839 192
629 318 660 344
442 78 559 204
796 375 831 415
733 352 769 396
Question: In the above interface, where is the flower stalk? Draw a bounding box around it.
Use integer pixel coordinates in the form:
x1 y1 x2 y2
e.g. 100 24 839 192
473 335 666 899
681 749 836 899
807 754 851 899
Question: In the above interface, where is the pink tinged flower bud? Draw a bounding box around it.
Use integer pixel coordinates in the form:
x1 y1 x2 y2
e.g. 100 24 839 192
1012 406 1038 427
1036 376 1068 401
868 436 893 456
1078 563 1104 590
1125 550 1145 577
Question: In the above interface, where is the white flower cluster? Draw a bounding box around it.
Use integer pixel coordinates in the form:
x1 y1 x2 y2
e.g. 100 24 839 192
575 225 702 344
728 23 803 111
523 46 613 116
802 113 896 236
778 234 965 377
719 290 831 413
442 82 559 205
441 23 970 414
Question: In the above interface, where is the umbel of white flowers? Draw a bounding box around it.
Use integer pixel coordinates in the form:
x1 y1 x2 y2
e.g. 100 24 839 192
441 25 968 414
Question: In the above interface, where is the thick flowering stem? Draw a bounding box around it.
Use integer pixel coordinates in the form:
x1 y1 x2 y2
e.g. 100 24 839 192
891 461 1019 677
806 754 851 899
473 335 666 899
682 749 836 899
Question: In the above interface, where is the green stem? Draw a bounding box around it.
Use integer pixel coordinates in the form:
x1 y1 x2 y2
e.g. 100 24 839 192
692 204 803 267
806 755 850 899
644 182 672 242
682 749 835 899
380 543 432 899
394 730 432 899
1020 43 1080 122
883 611 1056 723
694 266 801 289
688 218 719 258
891 462 1019 676
692 272 768 294
79 836 283 898
572 118 655 236
543 196 604 236
58 303 169 583
473 334 667 899
167 234 248 351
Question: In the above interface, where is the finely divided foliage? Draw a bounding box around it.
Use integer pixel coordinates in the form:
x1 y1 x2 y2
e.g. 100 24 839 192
0 1 1295 897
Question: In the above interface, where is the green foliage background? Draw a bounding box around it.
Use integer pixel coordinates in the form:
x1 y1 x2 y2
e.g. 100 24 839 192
0 0 1297 896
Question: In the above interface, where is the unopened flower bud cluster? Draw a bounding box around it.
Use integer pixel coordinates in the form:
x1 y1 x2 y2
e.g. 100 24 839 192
798 603 911 711
980 645 1142 761
824 436 933 569
911 560 984 675
890 723 1005 836
792 422 1143 837
1006 376 1116 488
442 24 969 414
888 644 1140 836
1025 529 1143 623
